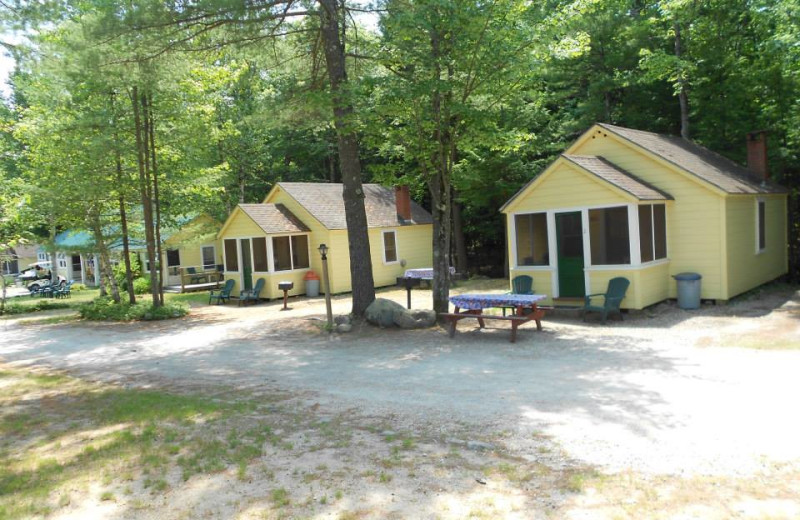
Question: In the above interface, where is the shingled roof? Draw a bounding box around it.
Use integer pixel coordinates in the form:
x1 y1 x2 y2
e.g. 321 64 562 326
563 155 673 201
597 123 785 194
238 203 310 234
276 182 433 229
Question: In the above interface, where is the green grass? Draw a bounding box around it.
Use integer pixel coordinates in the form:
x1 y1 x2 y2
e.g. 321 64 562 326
1 289 100 315
0 366 272 519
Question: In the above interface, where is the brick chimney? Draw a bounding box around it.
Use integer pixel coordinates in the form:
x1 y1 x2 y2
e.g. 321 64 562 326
746 130 769 180
395 185 411 222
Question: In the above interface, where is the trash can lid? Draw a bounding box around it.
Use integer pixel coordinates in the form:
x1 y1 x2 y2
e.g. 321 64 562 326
673 272 702 281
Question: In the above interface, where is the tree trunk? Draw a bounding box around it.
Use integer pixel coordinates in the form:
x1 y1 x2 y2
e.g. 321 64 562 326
90 210 120 303
49 221 58 288
318 0 375 315
111 91 136 304
238 165 246 203
429 28 454 316
430 172 452 315
147 93 165 305
674 21 690 140
131 85 160 307
452 190 468 275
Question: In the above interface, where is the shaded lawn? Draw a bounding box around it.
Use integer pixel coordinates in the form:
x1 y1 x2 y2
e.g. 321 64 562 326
0 367 279 519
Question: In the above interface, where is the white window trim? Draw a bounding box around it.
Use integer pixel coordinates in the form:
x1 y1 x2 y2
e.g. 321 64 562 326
251 237 270 273
510 212 552 269
382 229 399 265
510 202 671 298
223 233 313 275
756 198 766 254
222 237 244 274
166 248 181 268
270 233 312 272
200 244 217 270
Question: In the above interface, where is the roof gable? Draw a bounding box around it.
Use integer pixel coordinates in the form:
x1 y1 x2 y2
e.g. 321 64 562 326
501 155 650 212
219 204 310 237
267 182 433 229
579 124 786 195
563 155 673 201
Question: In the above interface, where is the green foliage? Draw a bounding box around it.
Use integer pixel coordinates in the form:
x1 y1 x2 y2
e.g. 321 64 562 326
1 300 72 315
132 277 151 295
113 254 142 292
78 297 187 321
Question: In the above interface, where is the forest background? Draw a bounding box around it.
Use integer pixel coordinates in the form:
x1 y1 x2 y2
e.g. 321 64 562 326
0 0 797 314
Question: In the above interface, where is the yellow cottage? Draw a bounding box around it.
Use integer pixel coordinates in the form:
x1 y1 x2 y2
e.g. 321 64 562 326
501 124 788 309
217 182 433 300
158 214 223 288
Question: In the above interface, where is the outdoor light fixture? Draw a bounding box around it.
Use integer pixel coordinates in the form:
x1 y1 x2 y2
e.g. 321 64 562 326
318 243 333 330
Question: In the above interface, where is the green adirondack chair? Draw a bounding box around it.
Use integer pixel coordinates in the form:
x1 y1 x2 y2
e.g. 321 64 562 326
583 277 630 324
209 279 235 305
238 278 265 306
53 281 73 299
502 275 534 316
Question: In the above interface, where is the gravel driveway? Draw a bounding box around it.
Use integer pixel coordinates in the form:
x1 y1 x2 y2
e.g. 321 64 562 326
2 284 799 479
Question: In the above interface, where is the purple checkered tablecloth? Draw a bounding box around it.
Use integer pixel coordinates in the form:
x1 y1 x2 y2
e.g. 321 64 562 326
403 267 456 280
449 293 546 311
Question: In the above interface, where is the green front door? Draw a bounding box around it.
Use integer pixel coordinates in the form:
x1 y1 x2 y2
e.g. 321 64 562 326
239 239 253 291
556 211 585 297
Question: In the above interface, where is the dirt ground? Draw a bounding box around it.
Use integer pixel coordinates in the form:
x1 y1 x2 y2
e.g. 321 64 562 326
1 281 799 519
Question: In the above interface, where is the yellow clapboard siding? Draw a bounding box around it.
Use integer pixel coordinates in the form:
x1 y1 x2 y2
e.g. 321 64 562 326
327 225 434 294
572 132 725 300
725 195 788 298
510 162 629 213
266 187 331 288
508 269 554 306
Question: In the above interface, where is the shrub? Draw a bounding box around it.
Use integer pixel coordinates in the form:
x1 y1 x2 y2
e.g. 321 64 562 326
132 277 151 295
2 300 72 315
71 283 88 292
113 253 142 291
78 297 188 321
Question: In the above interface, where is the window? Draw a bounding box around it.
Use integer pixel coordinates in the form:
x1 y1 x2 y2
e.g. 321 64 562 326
514 213 549 266
57 253 67 268
589 206 630 265
757 200 766 251
383 231 398 263
638 204 667 262
272 236 292 271
201 246 216 270
224 239 238 271
272 235 310 271
166 249 180 267
252 237 268 272
37 252 48 263
291 235 310 269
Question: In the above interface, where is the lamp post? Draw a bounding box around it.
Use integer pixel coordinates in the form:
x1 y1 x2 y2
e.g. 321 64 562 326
318 243 333 330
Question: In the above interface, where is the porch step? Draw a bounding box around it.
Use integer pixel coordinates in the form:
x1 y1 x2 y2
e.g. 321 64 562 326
551 297 584 309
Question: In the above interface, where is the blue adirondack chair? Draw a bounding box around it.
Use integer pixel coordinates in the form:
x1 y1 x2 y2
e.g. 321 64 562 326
583 277 630 324
238 278 265 306
502 275 534 316
209 279 235 305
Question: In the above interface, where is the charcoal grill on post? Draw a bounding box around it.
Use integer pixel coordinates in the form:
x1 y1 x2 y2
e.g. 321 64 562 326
396 277 421 309
278 281 294 311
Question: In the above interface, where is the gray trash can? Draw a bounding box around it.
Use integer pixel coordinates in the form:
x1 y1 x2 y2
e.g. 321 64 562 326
673 272 702 309
305 278 320 297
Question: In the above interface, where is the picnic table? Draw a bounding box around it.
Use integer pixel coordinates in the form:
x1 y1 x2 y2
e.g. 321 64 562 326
397 267 457 309
441 293 547 343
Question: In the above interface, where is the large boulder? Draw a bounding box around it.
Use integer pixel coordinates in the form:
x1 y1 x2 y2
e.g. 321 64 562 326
393 308 437 329
365 298 406 327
